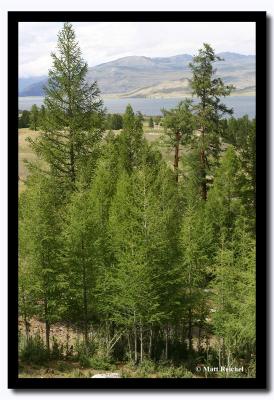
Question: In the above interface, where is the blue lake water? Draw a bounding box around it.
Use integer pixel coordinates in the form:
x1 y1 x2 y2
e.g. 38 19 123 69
19 96 255 118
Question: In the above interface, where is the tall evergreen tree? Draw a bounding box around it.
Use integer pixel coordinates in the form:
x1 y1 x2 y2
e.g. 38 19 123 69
28 22 104 188
118 104 144 173
189 43 234 199
222 116 256 223
162 100 194 182
210 218 255 370
29 104 39 131
61 188 104 344
206 146 243 239
18 110 30 128
19 174 65 352
179 200 215 352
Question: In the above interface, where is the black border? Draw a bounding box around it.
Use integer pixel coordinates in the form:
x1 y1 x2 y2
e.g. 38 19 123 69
9 11 267 390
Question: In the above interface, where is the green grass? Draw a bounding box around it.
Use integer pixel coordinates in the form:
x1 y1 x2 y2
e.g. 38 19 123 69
19 359 197 378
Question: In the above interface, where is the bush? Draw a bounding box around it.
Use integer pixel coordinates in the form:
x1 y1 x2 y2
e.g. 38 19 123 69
87 357 113 370
57 361 73 372
51 337 63 360
78 355 113 370
20 335 49 364
137 359 157 374
75 339 96 360
158 365 193 378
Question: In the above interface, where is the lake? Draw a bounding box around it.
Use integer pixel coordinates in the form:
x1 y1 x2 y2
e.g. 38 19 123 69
19 96 255 118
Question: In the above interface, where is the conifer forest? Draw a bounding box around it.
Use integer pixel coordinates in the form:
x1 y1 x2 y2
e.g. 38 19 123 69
18 23 256 378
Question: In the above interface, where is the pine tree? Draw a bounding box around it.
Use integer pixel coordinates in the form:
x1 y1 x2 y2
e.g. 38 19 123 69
18 110 30 128
179 200 215 352
118 104 144 173
102 161 180 362
162 100 194 182
19 174 65 352
148 117 154 129
29 104 39 131
210 218 255 371
38 105 46 128
189 43 234 199
206 146 243 239
61 188 104 344
27 22 104 188
222 116 256 223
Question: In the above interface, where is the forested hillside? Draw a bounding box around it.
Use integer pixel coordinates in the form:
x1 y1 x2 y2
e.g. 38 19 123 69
18 23 256 379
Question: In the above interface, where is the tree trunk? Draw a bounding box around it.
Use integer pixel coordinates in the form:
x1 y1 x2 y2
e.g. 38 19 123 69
45 320 50 353
188 308 193 352
200 148 207 200
22 290 30 341
81 238 88 345
227 349 231 378
127 333 132 361
148 327 153 359
134 311 138 364
44 297 50 353
140 324 143 363
66 323 70 356
70 136 76 184
165 326 169 360
174 131 181 183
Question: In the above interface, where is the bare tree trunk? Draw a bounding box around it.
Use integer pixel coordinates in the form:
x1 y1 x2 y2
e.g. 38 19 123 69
44 297 50 353
200 148 207 200
127 333 132 361
218 337 223 370
148 327 153 359
227 349 231 378
134 311 138 364
22 291 30 341
81 238 88 346
188 308 193 352
66 323 70 356
140 324 143 363
165 326 169 360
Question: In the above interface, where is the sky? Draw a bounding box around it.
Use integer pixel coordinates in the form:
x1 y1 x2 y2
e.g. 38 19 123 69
19 21 255 78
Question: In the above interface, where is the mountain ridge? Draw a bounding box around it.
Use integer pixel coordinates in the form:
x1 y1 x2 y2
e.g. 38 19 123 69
19 52 255 98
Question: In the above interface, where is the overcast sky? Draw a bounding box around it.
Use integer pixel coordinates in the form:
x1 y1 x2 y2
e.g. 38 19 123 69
19 21 255 78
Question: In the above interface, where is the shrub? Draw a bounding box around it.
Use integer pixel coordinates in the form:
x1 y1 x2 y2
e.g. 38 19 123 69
80 356 113 370
51 337 63 360
137 359 157 374
75 339 96 359
20 335 49 364
158 366 193 378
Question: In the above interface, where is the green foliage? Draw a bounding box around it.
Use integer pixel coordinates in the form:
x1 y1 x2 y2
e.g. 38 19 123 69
189 43 235 199
117 104 145 173
148 116 154 128
18 35 256 375
51 337 64 360
27 22 104 187
222 116 256 223
19 110 30 128
162 99 194 146
82 357 113 370
158 366 194 378
20 335 49 364
210 219 256 356
106 113 123 130
206 146 244 237
29 104 39 131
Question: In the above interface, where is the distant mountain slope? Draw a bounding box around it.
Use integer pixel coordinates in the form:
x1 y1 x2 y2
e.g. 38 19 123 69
19 76 47 93
19 52 255 98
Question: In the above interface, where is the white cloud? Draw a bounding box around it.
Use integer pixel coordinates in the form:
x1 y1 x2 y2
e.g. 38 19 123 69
19 21 255 78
